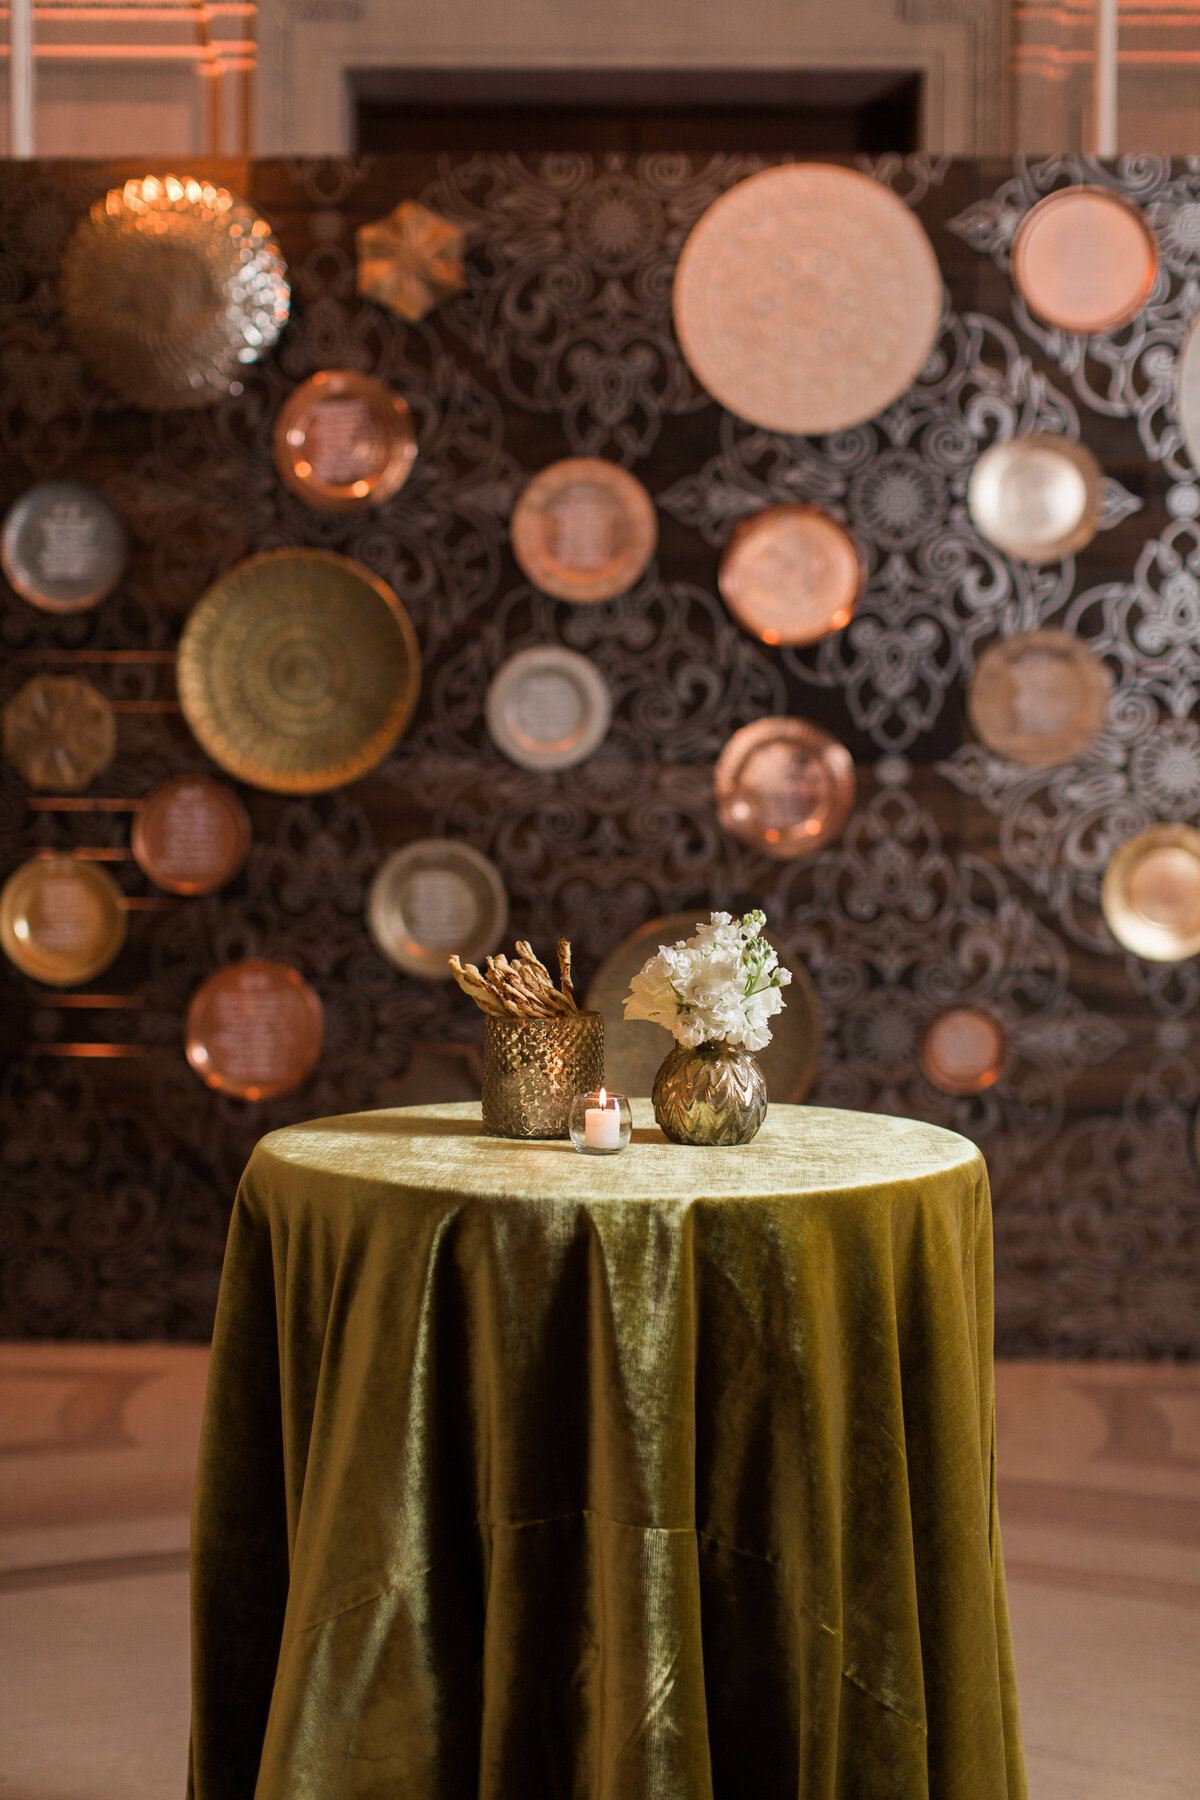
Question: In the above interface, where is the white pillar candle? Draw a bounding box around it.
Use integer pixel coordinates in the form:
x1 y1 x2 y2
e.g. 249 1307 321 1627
584 1088 621 1149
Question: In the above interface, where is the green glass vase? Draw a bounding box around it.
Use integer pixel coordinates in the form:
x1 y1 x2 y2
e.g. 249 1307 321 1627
651 1039 767 1146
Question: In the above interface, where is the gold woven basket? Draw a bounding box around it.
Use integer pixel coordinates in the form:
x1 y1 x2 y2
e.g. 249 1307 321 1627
482 1012 604 1139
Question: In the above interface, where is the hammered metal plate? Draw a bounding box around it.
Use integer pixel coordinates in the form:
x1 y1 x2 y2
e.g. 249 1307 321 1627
3 674 116 792
673 163 943 436
714 717 856 860
273 370 418 511
968 434 1103 562
132 775 251 895
511 458 657 602
1179 312 1200 476
919 1006 1009 1096
60 174 289 412
1011 186 1159 335
0 854 127 986
967 629 1111 769
367 840 508 979
185 958 323 1100
719 504 864 646
486 646 611 770
1102 823 1200 962
1 481 128 613
585 910 821 1103
176 549 420 794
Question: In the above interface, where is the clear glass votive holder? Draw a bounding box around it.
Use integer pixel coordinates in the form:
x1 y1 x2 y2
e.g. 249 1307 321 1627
568 1089 633 1155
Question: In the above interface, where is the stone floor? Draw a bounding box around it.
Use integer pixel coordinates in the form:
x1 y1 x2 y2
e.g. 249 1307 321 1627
1 1345 1197 1799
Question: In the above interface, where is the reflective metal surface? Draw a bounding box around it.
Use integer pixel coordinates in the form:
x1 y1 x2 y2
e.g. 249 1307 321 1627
511 458 657 602
919 1006 1009 1096
3 674 115 792
968 434 1103 562
1 481 128 613
185 958 323 1100
0 854 127 986
273 370 418 511
367 839 508 979
673 163 942 435
1102 823 1200 962
132 775 251 895
967 629 1111 768
714 717 856 860
481 1010 604 1139
651 1039 768 1146
1011 186 1159 334
719 504 864 646
176 549 420 793
1179 312 1200 477
486 646 611 770
356 200 466 323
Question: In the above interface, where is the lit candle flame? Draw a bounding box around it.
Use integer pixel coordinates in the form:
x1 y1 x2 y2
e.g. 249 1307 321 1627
598 1086 607 1108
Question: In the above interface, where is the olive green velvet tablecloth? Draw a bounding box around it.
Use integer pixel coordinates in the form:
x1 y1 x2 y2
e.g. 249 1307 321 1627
188 1100 1026 1800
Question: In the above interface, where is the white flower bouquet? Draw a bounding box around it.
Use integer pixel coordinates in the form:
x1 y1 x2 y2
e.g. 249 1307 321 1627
623 910 791 1052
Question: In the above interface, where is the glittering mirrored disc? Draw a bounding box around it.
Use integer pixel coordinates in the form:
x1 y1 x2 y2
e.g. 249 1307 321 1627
273 370 418 511
132 775 251 895
0 854 127 986
511 459 656 602
714 717 856 860
367 840 508 979
185 959 323 1100
486 647 611 770
968 434 1103 563
1102 824 1200 962
1 481 128 613
3 674 116 792
919 1006 1009 1096
968 630 1111 768
1179 312 1200 476
1011 186 1159 334
719 505 864 646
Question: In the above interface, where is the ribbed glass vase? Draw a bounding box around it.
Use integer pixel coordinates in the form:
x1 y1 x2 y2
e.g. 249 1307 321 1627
651 1039 767 1146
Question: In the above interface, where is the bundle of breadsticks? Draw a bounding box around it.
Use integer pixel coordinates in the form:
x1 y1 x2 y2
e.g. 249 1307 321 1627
449 937 578 1018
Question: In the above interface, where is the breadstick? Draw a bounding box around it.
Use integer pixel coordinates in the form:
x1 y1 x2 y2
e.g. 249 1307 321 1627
448 956 508 1015
557 937 578 1009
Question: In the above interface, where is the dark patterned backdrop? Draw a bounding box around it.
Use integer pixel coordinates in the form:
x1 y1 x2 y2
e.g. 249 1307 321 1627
1 153 1197 1355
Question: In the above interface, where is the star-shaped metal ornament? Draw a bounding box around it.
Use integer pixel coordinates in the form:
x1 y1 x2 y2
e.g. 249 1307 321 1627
355 200 466 322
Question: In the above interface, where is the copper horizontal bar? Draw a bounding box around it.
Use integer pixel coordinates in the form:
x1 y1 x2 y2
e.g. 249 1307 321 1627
123 896 184 910
112 700 181 713
17 650 176 663
32 846 132 861
26 798 142 811
51 994 144 1009
31 1044 150 1058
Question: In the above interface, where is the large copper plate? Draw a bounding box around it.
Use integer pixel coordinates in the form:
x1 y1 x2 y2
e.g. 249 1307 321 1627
1102 824 1200 962
185 959 323 1100
719 505 864 646
367 840 508 979
968 434 1102 562
176 549 420 794
584 910 821 1102
60 175 289 411
2 481 128 613
919 1006 1008 1096
486 646 611 771
714 717 856 860
0 854 127 986
1179 312 1200 475
968 629 1111 768
673 163 942 436
511 459 656 602
273 370 418 511
1011 187 1158 335
132 775 250 895
3 675 115 792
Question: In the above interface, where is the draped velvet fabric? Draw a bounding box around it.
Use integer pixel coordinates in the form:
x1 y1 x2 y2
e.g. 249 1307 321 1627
188 1100 1026 1800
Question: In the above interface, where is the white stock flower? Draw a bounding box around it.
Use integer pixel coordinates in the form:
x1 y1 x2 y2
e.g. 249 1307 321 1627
623 910 792 1050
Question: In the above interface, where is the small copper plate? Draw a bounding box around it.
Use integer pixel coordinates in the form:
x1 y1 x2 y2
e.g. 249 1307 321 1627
919 1006 1008 1096
968 434 1103 563
132 775 251 895
968 629 1111 768
585 910 822 1103
273 371 418 512
511 459 657 603
2 481 128 613
714 717 856 860
1011 187 1159 334
185 959 323 1100
367 840 508 979
719 505 864 646
3 675 116 792
1179 312 1200 476
1102 823 1200 962
0 854 127 986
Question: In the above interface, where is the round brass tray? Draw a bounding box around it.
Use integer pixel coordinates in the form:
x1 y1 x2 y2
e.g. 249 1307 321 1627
3 674 115 792
967 629 1111 769
584 910 821 1103
0 854 127 986
1101 824 1200 962
511 458 657 602
273 370 418 511
185 959 323 1100
60 175 289 411
132 774 251 895
367 840 508 979
719 505 864 646
673 163 943 436
968 434 1103 563
1179 312 1200 477
919 1006 1009 1096
1011 186 1159 335
714 717 856 861
176 549 420 794
1 481 128 613
485 646 611 771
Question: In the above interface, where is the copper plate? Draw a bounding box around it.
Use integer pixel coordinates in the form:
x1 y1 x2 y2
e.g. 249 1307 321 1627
1179 311 1200 476
367 840 508 979
0 854 127 986
673 163 943 436
1101 824 1200 962
919 1006 1009 1096
60 174 289 411
968 434 1103 562
132 775 250 895
967 629 1111 768
584 911 821 1102
273 370 418 512
511 459 657 603
719 505 864 646
714 717 856 860
1011 186 1159 334
2 482 128 613
176 549 420 794
486 646 611 771
4 675 116 792
185 958 323 1100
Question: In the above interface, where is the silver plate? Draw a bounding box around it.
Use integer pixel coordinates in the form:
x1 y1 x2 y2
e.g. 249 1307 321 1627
367 840 508 979
486 647 612 771
1180 313 1200 477
968 434 1102 563
2 482 128 613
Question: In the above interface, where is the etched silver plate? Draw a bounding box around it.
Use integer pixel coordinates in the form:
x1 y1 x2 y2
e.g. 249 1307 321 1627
367 840 508 979
486 647 612 771
2 481 128 613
